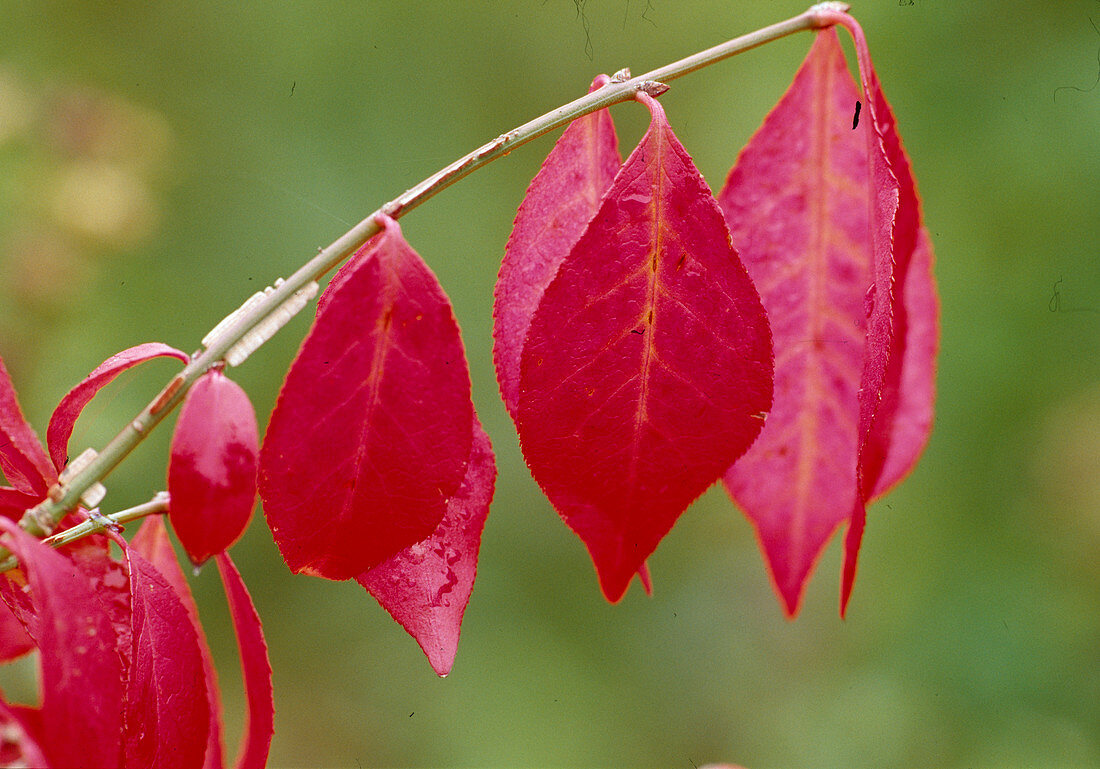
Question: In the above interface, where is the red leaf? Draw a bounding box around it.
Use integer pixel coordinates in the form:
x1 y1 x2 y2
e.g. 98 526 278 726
46 342 189 473
122 544 211 769
0 518 123 769
836 16 934 615
214 553 273 769
854 73 938 501
0 598 34 663
132 516 226 769
260 214 475 580
495 81 654 594
719 26 935 616
869 227 937 498
0 487 39 520
358 418 496 677
718 29 878 616
0 354 54 495
517 93 773 602
168 370 259 565
493 74 621 418
60 531 133 669
0 530 123 668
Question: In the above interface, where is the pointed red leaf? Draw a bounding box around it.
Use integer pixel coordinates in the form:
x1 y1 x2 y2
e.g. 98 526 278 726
46 342 189 473
856 73 938 502
717 24 936 616
132 516 226 769
494 77 652 593
122 544 211 769
359 418 496 677
835 15 934 615
0 518 123 769
168 370 259 566
260 214 475 580
718 29 879 616
517 93 773 602
493 74 621 418
0 354 54 495
214 553 273 769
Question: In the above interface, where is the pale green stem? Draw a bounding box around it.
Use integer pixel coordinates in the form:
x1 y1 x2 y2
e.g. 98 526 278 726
13 3 844 549
0 493 170 572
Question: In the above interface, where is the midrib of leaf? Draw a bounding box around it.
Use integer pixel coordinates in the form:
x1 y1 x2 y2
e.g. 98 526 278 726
790 45 839 566
624 129 666 510
344 255 401 519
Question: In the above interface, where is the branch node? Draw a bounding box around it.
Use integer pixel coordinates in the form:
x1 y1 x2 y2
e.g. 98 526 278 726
23 501 55 537
639 80 670 97
202 290 268 348
809 2 851 27
60 448 108 510
85 508 124 534
225 281 320 367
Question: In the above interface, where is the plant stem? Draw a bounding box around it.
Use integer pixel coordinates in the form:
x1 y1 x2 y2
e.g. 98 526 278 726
1 494 170 572
15 3 844 543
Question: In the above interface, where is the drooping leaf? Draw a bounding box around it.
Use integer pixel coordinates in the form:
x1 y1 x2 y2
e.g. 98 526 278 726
717 26 936 616
517 92 773 602
853 72 938 503
0 518 123 769
123 545 211 769
46 342 189 473
718 29 878 616
495 76 652 594
215 553 274 769
260 214 476 580
168 370 259 565
494 74 621 418
837 16 933 615
132 516 226 769
358 419 496 677
0 354 54 495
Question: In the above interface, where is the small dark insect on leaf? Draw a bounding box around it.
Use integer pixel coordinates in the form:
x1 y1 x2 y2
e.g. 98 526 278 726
852 100 861 129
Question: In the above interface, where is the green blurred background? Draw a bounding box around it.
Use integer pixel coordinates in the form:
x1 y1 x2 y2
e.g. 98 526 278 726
1 1 1098 767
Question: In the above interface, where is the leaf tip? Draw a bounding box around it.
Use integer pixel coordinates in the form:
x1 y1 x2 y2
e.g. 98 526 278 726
780 590 802 620
636 562 653 596
426 644 457 679
595 561 635 604
839 505 866 617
